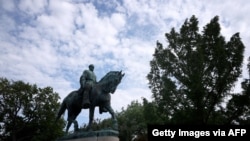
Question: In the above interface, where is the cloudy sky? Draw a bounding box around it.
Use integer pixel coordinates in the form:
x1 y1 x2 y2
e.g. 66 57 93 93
1 0 250 131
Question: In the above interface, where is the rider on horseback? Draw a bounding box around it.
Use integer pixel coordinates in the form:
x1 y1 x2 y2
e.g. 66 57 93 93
57 70 125 133
79 64 96 109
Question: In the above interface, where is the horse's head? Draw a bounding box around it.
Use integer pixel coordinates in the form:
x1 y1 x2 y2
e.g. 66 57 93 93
99 70 125 94
110 71 125 94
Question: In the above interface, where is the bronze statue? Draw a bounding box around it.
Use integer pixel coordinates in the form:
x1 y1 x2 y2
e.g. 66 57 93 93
56 70 125 133
79 64 97 108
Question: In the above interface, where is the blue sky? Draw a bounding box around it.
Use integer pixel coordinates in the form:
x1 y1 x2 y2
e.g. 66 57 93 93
1 0 250 131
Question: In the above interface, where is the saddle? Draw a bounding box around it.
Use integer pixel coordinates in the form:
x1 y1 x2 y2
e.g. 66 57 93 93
78 88 108 113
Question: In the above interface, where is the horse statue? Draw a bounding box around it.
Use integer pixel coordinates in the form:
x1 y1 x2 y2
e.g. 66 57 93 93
56 71 125 133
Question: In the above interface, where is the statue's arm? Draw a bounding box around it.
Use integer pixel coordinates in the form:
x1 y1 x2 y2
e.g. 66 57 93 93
80 70 88 86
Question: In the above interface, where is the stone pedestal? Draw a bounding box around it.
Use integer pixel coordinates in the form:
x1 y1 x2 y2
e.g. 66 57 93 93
57 130 119 141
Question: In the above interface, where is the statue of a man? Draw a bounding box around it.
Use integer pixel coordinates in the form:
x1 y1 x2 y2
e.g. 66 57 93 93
79 64 97 108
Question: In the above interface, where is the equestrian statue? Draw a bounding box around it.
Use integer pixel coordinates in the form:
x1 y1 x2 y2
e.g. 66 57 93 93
55 65 125 133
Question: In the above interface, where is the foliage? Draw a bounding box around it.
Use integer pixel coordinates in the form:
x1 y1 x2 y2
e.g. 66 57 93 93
117 100 147 141
147 15 249 124
225 57 250 124
79 118 111 131
0 77 65 141
142 98 165 125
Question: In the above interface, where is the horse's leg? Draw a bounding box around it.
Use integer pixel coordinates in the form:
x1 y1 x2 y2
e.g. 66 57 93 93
87 106 95 131
66 119 73 133
105 105 118 130
66 111 77 133
73 120 79 132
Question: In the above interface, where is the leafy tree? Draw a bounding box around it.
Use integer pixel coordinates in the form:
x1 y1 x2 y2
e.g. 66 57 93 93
142 98 165 125
0 77 65 141
224 57 250 124
79 118 108 131
116 100 147 141
147 15 248 124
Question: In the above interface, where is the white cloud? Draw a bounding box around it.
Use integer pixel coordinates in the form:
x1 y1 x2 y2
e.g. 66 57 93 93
0 0 15 12
110 13 126 29
18 0 47 15
111 88 152 111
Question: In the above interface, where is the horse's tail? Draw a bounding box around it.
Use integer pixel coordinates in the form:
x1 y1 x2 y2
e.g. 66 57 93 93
55 99 67 122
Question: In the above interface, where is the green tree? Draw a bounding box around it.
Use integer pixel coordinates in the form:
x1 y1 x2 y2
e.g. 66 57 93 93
117 100 146 141
224 57 250 124
142 98 165 125
147 15 248 124
0 77 65 141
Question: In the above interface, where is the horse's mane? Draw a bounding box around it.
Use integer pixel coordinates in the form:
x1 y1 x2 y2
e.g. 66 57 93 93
98 71 120 93
98 71 118 84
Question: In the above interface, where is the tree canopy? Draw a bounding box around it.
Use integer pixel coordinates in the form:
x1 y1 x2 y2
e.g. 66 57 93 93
117 100 147 141
0 77 65 141
147 15 250 124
